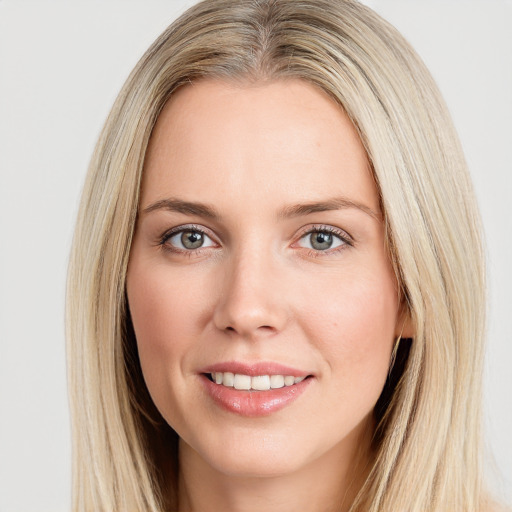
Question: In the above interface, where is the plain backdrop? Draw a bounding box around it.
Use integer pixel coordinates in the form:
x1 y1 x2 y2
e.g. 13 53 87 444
0 1 510 510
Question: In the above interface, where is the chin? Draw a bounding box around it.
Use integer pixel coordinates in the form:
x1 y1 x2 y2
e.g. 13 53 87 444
209 449 309 479
183 424 329 479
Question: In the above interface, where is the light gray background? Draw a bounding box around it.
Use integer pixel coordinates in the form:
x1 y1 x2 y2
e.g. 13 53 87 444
0 1 510 510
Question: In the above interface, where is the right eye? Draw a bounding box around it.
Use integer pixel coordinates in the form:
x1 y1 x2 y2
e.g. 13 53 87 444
164 228 216 251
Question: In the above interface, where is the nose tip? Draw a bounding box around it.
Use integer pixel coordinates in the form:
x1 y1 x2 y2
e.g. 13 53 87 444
212 261 288 339
214 297 284 339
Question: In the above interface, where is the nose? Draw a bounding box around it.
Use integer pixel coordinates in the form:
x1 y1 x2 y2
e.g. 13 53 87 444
213 248 289 339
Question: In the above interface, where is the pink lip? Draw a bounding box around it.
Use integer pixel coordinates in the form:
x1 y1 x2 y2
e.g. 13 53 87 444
198 361 313 417
200 361 310 377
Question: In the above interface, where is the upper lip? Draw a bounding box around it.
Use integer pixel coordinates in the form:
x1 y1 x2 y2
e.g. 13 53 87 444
199 361 312 378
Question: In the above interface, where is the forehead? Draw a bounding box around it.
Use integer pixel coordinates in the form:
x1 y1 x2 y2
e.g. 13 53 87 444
141 79 379 214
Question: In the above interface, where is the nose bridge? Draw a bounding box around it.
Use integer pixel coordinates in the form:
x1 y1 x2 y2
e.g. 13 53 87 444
213 240 287 337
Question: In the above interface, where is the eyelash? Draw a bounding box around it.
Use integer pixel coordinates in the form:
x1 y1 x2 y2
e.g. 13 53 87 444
295 225 353 257
159 224 216 258
158 224 353 257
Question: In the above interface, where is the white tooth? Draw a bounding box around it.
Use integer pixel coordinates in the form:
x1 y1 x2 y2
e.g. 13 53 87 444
251 375 271 391
284 375 295 386
223 372 234 387
270 375 285 389
234 374 251 390
294 376 305 384
215 372 223 385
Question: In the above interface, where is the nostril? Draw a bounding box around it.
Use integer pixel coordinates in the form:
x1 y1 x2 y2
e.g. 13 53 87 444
225 325 272 332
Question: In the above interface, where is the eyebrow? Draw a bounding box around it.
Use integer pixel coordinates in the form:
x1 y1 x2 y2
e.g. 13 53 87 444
142 198 219 218
141 196 380 220
277 197 380 220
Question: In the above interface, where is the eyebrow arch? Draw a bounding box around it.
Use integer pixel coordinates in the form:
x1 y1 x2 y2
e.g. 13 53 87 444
142 198 219 218
278 196 380 220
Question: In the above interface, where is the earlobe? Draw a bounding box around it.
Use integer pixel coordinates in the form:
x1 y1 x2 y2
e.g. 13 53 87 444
396 304 415 340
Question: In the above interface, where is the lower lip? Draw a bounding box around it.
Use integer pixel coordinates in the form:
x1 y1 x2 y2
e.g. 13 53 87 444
200 375 312 417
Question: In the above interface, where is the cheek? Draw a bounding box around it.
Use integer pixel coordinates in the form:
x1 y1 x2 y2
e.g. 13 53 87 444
298 264 399 391
127 250 214 343
125 257 204 402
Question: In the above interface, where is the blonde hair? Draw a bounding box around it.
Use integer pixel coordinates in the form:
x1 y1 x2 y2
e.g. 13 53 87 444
66 0 490 510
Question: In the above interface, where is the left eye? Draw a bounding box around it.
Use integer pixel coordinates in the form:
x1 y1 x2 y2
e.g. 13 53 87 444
166 229 216 250
298 230 346 251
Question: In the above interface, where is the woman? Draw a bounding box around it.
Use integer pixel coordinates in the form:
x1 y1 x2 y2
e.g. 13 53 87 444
66 0 498 510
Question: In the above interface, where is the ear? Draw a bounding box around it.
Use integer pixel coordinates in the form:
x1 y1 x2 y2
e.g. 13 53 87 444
396 301 415 339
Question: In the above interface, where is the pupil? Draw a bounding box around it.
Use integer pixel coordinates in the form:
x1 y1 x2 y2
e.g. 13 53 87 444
181 231 203 249
311 231 332 250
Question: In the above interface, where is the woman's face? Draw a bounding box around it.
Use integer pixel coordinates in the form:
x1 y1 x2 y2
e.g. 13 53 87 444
127 79 406 478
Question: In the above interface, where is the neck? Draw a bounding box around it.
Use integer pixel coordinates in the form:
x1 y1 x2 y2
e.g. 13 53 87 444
177 420 374 512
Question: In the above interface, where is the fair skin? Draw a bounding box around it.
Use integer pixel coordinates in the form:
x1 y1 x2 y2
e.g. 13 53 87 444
127 79 411 512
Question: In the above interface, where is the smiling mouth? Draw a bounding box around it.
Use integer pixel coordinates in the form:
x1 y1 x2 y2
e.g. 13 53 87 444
201 369 313 416
206 372 309 391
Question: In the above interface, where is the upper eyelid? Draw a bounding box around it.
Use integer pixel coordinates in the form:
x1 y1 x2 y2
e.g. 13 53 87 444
161 224 215 240
296 224 353 242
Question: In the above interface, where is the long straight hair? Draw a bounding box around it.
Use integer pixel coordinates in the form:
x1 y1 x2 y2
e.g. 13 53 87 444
66 1 490 510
